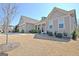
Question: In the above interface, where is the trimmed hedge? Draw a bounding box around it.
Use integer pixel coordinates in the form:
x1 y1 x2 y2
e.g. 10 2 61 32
72 31 77 40
47 31 53 36
38 30 41 34
55 32 63 38
63 32 67 37
21 30 24 33
54 31 57 36
29 29 38 33
29 29 41 33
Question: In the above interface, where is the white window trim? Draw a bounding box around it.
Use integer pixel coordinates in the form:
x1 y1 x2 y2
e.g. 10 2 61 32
48 20 53 29
58 18 65 30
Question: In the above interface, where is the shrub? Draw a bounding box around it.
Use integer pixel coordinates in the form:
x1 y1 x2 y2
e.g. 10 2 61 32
21 30 24 33
72 31 77 40
55 33 63 38
38 30 41 34
47 31 53 36
13 28 19 33
29 29 41 34
14 25 19 32
54 31 57 36
63 32 67 37
29 29 38 33
16 29 19 32
47 31 48 34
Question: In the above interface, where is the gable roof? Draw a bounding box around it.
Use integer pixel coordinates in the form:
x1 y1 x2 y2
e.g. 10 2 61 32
19 16 39 25
18 7 77 26
53 7 67 13
47 7 68 18
23 16 39 23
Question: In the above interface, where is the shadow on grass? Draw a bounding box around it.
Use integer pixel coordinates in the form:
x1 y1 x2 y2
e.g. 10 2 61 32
0 53 8 56
34 33 71 42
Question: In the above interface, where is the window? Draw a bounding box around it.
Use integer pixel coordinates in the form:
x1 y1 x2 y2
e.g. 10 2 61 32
48 20 53 29
59 24 64 28
59 20 64 28
49 25 52 29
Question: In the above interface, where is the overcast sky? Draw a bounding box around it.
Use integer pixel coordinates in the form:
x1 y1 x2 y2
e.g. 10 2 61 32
0 3 79 26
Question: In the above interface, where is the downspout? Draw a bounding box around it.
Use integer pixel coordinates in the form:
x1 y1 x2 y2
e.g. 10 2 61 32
74 10 77 30
69 14 71 37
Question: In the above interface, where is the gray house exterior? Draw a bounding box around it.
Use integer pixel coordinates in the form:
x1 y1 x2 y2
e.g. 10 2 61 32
18 7 77 37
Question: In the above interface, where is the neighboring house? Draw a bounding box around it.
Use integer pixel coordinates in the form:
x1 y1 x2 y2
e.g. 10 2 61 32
18 16 39 32
18 7 77 37
0 25 3 32
0 25 14 33
8 25 14 32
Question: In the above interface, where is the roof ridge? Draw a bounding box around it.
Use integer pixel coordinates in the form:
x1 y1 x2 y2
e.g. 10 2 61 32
21 16 38 21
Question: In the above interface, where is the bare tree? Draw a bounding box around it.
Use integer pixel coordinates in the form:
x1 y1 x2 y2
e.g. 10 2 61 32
1 3 17 44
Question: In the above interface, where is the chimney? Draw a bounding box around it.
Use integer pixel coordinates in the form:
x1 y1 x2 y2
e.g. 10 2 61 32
41 17 46 20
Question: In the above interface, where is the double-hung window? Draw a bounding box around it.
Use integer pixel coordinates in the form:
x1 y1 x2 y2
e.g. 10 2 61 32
59 20 64 28
48 20 53 29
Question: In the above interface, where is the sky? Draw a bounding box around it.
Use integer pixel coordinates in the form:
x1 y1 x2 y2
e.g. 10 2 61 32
0 3 79 26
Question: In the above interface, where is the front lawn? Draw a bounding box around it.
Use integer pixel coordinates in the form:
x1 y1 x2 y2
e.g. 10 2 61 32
0 33 79 56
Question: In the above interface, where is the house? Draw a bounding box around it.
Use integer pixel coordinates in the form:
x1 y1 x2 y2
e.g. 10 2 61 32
18 16 39 33
18 7 77 37
36 7 77 36
0 25 3 32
